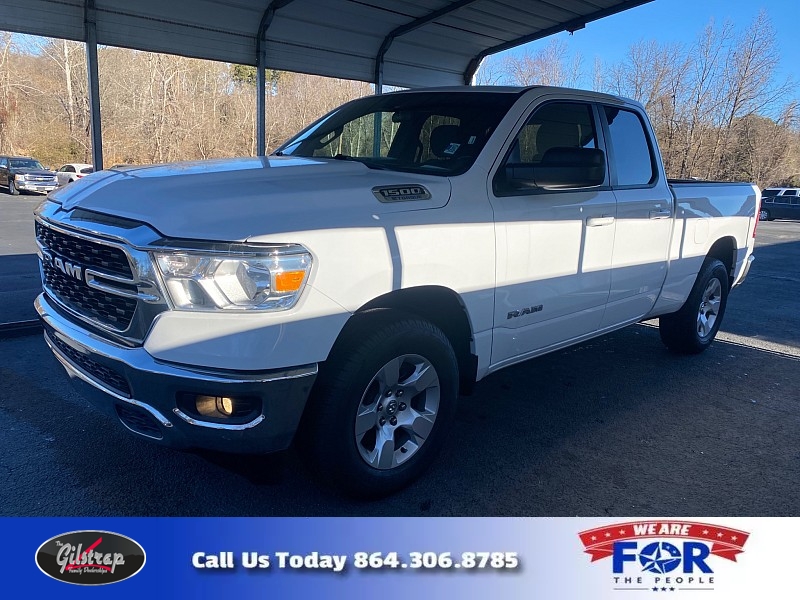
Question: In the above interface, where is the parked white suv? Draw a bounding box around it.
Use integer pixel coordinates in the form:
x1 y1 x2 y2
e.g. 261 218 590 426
56 163 94 187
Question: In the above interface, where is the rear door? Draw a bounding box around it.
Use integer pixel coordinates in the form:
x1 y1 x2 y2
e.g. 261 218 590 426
776 189 799 219
598 104 673 328
488 100 616 365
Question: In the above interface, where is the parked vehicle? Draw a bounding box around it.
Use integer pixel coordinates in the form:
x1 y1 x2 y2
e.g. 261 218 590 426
35 86 758 496
759 187 800 221
56 163 94 187
0 156 58 195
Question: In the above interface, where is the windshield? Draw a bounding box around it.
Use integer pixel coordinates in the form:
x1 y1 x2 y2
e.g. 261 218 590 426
275 91 519 176
10 159 45 170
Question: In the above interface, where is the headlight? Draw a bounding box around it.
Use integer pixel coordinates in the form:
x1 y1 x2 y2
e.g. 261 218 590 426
153 246 312 311
15 174 26 181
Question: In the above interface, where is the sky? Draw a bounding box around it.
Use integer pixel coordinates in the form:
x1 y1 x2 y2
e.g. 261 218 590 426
492 0 798 91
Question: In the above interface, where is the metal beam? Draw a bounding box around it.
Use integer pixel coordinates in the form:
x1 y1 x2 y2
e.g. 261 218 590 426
256 0 295 156
463 0 655 84
85 0 103 170
373 0 481 92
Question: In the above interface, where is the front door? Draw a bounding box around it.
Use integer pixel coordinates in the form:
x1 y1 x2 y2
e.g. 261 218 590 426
489 101 616 367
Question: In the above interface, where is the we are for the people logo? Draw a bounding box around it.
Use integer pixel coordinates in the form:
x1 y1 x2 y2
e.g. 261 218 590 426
578 521 749 593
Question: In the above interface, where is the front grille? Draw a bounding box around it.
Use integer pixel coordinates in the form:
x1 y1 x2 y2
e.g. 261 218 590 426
45 326 132 397
36 220 137 331
36 221 133 278
42 262 137 329
116 404 163 439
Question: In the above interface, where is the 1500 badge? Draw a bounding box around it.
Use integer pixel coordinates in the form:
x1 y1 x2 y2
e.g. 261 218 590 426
372 185 432 202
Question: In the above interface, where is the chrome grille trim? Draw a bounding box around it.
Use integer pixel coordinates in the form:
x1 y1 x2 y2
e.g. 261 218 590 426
35 204 168 344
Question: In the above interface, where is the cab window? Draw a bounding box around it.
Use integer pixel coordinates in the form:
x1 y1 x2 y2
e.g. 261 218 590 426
493 102 600 195
603 106 656 186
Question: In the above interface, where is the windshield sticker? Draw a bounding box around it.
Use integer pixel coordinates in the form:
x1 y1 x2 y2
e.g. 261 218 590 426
444 143 460 155
468 136 476 144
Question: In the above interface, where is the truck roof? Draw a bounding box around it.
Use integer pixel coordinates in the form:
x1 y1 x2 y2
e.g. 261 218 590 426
389 84 628 104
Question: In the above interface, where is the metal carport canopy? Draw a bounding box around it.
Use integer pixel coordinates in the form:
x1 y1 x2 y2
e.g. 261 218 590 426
3 0 652 88
1 0 654 167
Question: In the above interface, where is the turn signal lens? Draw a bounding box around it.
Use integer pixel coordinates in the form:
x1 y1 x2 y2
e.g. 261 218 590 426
274 270 306 293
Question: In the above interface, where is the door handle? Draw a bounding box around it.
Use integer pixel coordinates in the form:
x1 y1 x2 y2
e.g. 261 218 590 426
649 209 672 219
586 215 615 227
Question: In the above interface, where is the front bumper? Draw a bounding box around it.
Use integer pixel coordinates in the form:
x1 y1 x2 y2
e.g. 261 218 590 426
17 181 58 193
36 293 317 453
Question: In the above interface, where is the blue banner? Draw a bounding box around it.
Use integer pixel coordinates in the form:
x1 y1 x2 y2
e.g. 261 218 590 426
2 517 785 598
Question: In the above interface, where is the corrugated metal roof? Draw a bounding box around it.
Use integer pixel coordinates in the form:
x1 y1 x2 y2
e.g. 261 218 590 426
1 0 653 87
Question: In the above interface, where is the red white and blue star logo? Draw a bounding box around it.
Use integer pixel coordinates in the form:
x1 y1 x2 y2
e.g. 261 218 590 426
639 542 682 574
578 521 750 593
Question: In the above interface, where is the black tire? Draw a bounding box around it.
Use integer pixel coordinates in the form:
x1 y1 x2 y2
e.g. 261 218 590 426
8 179 19 195
759 209 771 221
298 314 459 498
659 258 729 354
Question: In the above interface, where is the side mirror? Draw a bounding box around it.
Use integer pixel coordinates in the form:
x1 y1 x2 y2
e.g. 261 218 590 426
500 147 606 192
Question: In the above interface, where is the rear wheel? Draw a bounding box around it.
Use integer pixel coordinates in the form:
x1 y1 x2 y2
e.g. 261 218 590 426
759 208 771 221
299 315 458 498
659 258 729 354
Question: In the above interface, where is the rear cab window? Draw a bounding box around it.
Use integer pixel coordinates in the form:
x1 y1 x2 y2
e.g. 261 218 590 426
601 106 657 187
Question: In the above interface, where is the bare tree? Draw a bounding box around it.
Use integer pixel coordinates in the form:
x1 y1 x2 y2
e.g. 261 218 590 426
504 39 582 88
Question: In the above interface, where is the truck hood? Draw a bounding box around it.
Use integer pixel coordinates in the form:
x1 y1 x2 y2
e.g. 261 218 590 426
14 168 56 176
49 156 452 242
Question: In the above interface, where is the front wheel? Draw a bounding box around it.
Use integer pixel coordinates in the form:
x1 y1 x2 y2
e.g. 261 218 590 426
8 179 19 195
299 315 458 497
659 258 729 354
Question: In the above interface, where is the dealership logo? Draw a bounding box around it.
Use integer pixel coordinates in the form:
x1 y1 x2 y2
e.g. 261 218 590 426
36 530 146 585
579 521 749 593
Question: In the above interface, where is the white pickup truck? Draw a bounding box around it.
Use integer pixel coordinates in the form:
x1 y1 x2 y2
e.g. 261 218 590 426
35 86 758 496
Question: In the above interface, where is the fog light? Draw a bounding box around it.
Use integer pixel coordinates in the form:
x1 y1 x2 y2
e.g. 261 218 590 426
196 395 235 418
177 392 261 423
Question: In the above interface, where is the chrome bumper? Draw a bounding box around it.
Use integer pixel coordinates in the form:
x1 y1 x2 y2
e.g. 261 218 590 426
36 293 317 453
18 182 57 192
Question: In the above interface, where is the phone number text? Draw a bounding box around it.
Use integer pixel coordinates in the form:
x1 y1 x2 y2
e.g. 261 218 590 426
353 551 519 570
